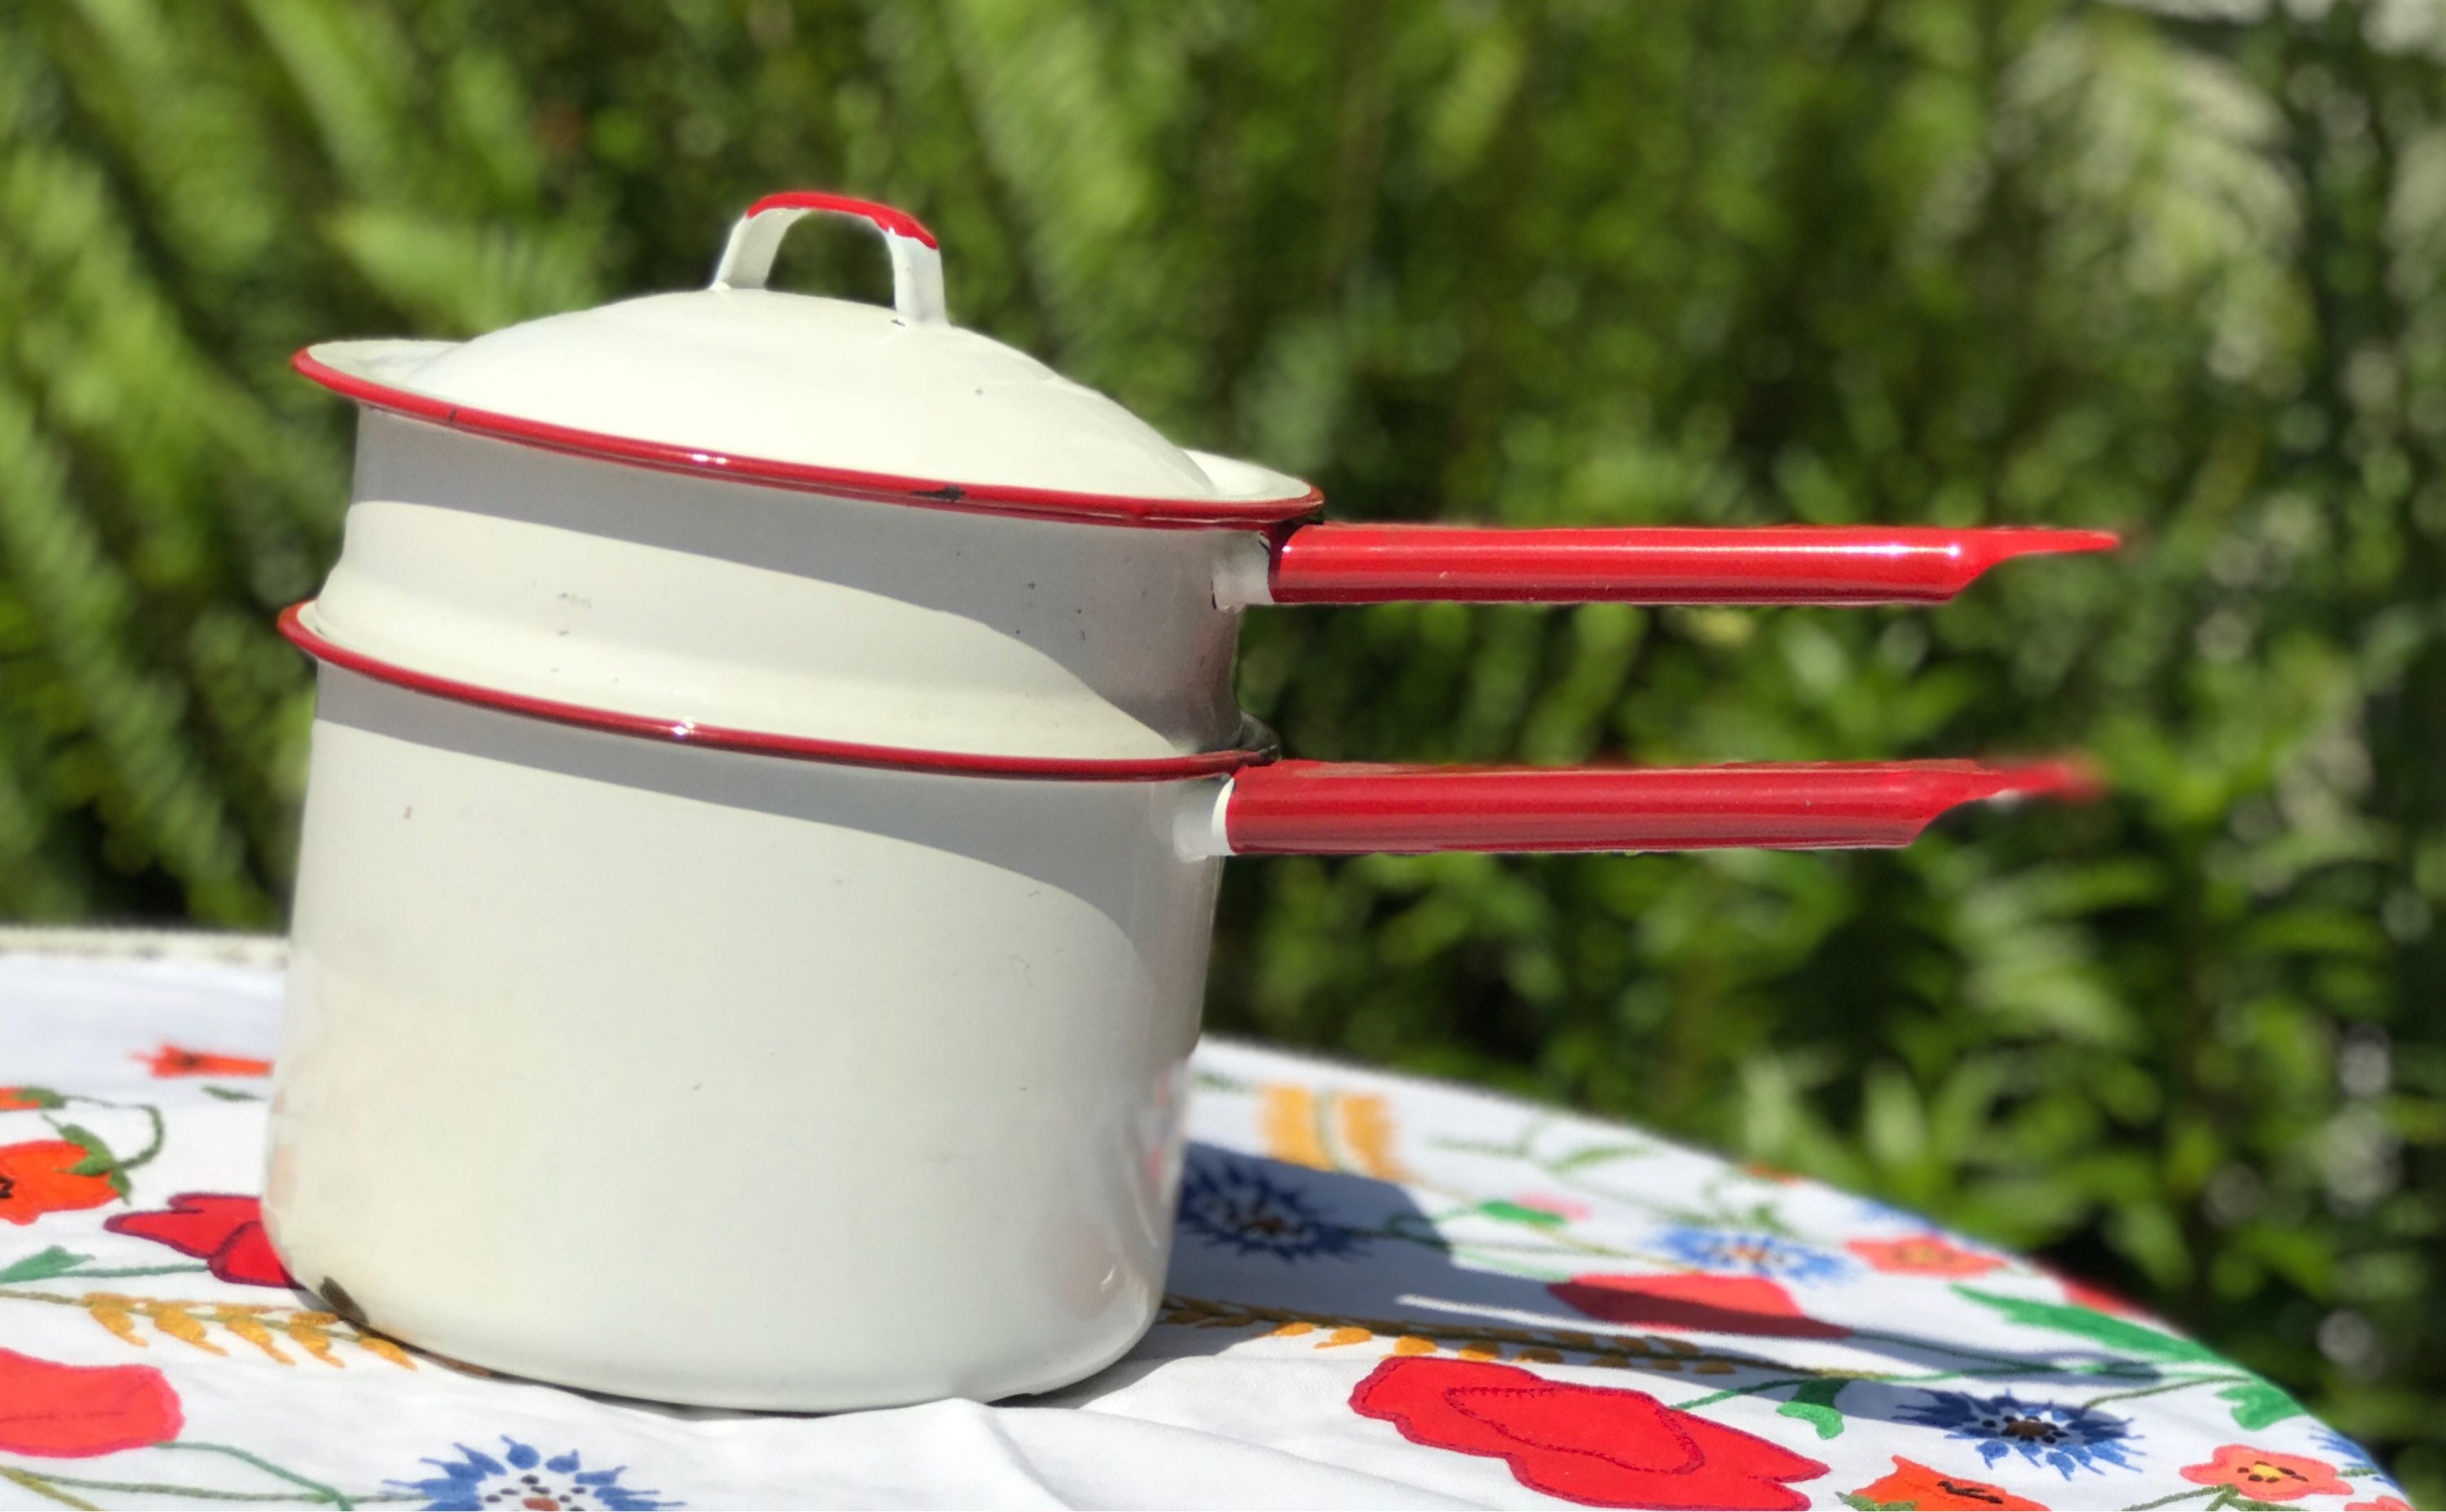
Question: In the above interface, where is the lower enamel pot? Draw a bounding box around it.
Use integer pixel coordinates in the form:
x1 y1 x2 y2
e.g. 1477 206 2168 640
271 666 1229 1408
267 625 2090 1410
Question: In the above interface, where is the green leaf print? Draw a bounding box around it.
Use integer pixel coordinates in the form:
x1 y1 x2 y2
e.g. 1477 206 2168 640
1777 1378 1848 1439
2217 1378 2307 1430
1953 1286 2222 1364
0 1246 90 1282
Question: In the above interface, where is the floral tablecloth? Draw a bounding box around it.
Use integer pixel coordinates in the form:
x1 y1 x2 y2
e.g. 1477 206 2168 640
0 934 2408 1510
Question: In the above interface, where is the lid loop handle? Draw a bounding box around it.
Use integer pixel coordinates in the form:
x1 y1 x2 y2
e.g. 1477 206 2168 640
710 192 947 327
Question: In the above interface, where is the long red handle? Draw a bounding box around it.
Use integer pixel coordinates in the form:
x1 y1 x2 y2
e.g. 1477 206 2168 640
1222 758 2099 855
1262 524 2118 605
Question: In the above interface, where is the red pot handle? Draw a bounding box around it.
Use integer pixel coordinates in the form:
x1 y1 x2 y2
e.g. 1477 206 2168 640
710 191 947 326
1217 758 2099 855
1248 524 2118 606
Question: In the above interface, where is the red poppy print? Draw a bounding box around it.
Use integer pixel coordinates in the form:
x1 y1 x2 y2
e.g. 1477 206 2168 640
1850 1456 2049 1510
2344 1498 2411 1511
1509 1193 1591 1222
107 1193 294 1288
0 1140 119 1226
1349 1356 1827 1510
0 1348 182 1457
0 1087 63 1112
1548 1273 1848 1339
1846 1233 2006 1278
136 1045 272 1078
2043 1268 2148 1318
2179 1444 2351 1502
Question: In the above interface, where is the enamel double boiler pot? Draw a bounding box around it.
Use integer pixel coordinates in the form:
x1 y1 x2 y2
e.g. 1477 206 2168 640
268 193 2108 1411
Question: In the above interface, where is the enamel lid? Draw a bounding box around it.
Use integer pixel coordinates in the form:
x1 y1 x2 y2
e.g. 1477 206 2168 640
297 193 1317 526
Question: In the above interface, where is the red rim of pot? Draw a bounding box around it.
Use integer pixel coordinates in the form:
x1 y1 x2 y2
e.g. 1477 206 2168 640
277 602 1278 781
290 349 1325 532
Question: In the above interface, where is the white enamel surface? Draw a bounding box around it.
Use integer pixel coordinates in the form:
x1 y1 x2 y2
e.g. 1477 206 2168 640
374 287 1229 500
372 195 1228 496
308 412 1254 758
1175 780 1239 860
270 668 1228 1409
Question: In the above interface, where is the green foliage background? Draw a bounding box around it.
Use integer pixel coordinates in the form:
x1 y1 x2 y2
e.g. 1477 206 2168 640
3 0 2441 1492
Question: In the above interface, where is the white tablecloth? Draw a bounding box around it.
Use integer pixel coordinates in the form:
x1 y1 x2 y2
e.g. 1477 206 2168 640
0 936 2404 1510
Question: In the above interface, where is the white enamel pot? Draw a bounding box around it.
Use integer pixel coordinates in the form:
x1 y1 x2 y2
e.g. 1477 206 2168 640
270 188 2112 1411
267 635 2087 1411
292 192 2116 762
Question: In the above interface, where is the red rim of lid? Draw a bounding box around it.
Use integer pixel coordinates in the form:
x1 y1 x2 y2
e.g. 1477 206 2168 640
291 349 1324 531
277 602 1277 781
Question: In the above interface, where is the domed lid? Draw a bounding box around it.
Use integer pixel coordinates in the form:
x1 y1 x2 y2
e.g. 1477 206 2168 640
296 192 1318 527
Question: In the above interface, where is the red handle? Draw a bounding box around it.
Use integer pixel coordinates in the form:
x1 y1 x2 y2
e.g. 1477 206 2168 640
1222 758 2099 855
1262 524 2118 606
738 191 938 248
710 191 946 325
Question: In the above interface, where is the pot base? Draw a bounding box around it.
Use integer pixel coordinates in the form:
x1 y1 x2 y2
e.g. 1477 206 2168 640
269 669 1221 1413
269 1252 1163 1412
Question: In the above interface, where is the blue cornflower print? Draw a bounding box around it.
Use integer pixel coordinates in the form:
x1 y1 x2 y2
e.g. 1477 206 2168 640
2311 1426 2405 1496
1850 1192 1940 1230
1899 1391 2141 1479
1177 1156 1366 1261
1654 1227 1851 1283
2311 1426 2384 1468
391 1437 676 1510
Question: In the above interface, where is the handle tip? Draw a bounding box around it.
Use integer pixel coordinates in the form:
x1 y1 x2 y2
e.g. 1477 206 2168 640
2022 527 2119 558
1980 756 2108 807
1967 526 2122 567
